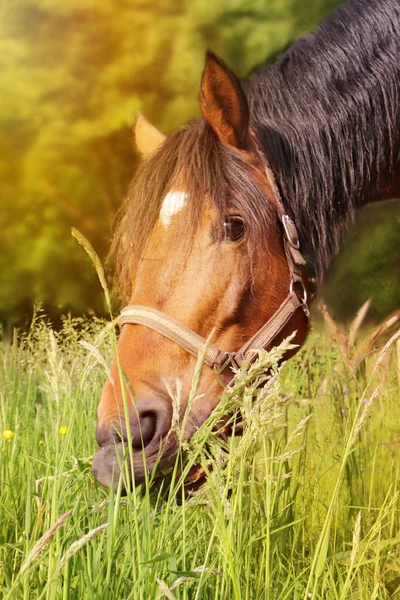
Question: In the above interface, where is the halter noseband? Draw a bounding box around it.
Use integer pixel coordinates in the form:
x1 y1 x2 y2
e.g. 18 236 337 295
118 145 309 384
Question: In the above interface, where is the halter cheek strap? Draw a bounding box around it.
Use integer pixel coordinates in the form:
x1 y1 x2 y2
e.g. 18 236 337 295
118 146 309 384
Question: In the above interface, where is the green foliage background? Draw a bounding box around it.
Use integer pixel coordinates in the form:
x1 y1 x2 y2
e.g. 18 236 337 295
0 0 398 329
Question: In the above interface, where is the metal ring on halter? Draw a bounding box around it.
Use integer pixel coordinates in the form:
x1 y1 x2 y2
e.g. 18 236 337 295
214 352 240 375
290 280 310 317
290 278 308 306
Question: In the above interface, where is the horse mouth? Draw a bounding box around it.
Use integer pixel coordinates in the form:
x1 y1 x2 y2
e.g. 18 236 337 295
92 412 242 493
92 437 177 492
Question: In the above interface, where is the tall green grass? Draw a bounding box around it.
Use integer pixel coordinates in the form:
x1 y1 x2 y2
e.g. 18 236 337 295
1 309 399 599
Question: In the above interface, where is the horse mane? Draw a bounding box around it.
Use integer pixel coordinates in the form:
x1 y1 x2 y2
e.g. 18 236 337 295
112 119 275 299
113 0 400 297
246 0 400 277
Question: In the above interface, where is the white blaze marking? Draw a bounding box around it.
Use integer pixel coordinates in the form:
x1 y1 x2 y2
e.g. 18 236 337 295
160 191 186 227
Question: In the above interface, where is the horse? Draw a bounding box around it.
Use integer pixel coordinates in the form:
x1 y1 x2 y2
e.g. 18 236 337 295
92 0 400 491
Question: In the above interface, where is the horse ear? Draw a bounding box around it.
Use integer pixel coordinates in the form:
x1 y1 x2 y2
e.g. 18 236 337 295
134 113 166 157
200 51 249 150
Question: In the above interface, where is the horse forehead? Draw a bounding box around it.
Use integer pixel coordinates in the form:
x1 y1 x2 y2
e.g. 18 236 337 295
160 190 187 227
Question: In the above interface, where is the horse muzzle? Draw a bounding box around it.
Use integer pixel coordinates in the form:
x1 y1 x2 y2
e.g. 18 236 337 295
92 396 176 491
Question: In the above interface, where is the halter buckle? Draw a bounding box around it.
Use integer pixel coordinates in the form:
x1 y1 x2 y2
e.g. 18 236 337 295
282 214 300 249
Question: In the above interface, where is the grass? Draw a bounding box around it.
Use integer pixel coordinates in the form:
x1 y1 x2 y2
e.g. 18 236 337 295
1 307 399 599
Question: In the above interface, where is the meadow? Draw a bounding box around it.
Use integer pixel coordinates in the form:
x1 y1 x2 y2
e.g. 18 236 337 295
1 306 399 599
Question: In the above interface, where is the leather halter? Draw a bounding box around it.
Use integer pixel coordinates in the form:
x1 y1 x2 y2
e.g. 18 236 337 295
119 145 309 384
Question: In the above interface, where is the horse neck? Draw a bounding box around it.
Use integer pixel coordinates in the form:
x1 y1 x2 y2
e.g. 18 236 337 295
246 0 400 277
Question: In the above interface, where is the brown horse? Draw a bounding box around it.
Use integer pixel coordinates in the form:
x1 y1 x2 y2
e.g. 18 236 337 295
92 0 400 491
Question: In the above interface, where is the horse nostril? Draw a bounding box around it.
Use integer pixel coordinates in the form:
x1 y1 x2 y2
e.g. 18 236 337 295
96 397 172 452
126 397 172 450
132 410 157 448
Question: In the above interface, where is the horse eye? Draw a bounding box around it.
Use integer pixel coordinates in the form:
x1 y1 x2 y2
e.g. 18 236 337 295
223 216 245 242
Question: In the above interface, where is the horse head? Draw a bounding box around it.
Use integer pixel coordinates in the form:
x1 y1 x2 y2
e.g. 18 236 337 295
92 52 309 490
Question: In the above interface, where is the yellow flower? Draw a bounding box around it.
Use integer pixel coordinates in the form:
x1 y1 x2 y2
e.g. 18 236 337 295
59 426 68 436
3 429 14 440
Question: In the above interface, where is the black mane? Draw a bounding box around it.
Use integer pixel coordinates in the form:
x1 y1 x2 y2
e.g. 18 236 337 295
246 0 400 276
113 0 400 297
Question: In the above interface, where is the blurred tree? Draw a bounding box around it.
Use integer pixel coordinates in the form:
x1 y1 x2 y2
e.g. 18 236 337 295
0 0 397 331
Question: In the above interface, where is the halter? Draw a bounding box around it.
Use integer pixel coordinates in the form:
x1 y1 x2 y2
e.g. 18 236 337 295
118 144 309 384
